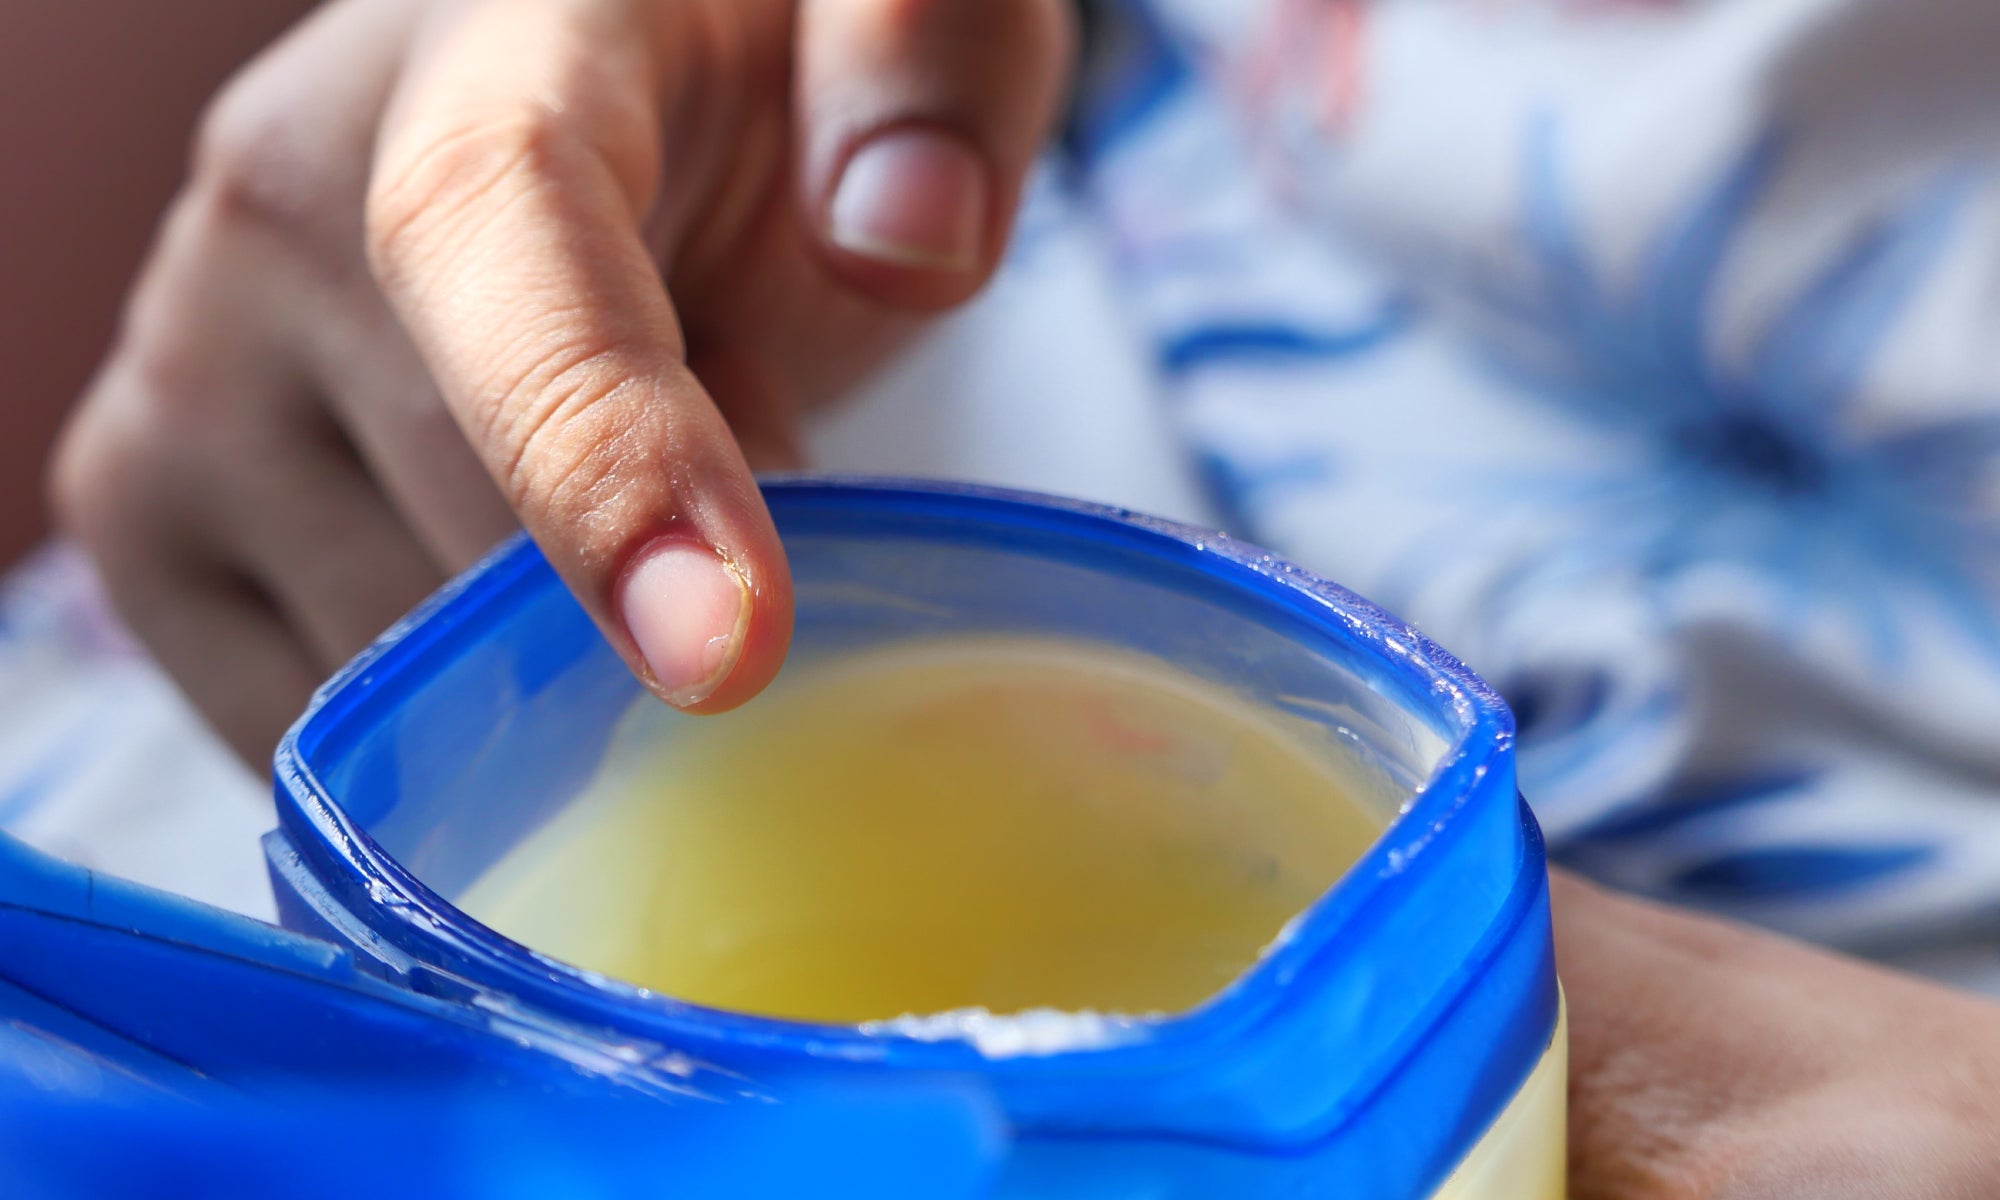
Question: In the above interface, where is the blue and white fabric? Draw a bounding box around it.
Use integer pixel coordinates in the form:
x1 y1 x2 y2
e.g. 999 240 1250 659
1052 0 2000 982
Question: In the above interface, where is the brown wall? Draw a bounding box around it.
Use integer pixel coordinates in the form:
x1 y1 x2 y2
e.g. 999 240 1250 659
0 0 321 567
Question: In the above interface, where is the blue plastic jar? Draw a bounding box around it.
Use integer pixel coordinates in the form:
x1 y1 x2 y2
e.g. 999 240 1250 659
264 478 1560 1197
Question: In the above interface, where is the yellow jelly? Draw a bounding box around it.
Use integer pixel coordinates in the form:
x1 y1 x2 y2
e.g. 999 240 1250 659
461 637 1382 1024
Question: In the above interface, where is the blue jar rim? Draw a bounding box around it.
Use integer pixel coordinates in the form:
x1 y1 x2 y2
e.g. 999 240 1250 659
273 476 1521 1083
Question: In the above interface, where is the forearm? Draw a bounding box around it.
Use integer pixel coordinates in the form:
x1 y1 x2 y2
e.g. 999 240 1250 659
1554 870 2000 1198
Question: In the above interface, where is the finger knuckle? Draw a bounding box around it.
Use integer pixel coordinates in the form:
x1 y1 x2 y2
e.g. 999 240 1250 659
54 318 259 552
111 314 232 432
364 109 570 285
190 75 353 265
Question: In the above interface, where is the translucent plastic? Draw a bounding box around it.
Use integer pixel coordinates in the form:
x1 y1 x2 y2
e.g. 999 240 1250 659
271 479 1563 1197
1433 1005 1569 1200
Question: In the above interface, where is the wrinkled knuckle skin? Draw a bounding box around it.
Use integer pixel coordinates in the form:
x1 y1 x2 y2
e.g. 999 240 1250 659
114 317 237 432
365 111 568 287
190 77 357 274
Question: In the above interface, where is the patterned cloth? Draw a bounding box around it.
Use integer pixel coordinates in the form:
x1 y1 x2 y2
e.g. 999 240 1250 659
1058 0 2000 985
6 0 2000 986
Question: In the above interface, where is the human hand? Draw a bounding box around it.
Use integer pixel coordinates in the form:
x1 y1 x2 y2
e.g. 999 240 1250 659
53 0 1073 762
1555 871 2000 1198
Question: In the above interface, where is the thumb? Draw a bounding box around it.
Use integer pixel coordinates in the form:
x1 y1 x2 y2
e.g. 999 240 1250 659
799 0 1077 310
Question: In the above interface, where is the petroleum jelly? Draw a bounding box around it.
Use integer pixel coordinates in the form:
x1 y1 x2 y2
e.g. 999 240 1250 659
460 637 1379 1025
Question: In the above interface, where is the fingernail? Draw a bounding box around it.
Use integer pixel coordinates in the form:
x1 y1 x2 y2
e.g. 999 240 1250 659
617 540 751 707
828 127 988 272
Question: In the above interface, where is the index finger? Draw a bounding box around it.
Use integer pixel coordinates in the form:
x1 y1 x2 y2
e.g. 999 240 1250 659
364 0 790 711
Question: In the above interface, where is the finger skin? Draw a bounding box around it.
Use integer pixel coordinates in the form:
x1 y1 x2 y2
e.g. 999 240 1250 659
193 0 517 572
1552 871 2000 1198
57 0 1080 762
797 0 1076 309
52 358 323 765
367 0 791 712
51 0 459 765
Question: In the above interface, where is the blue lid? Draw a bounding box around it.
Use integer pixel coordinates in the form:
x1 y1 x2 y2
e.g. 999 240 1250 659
0 829 1001 1198
264 478 1556 1196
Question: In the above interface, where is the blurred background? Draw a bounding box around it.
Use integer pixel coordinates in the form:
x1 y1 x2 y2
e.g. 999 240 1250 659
0 0 321 565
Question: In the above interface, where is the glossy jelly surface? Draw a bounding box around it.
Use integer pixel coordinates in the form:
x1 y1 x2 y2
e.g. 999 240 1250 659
461 637 1383 1026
